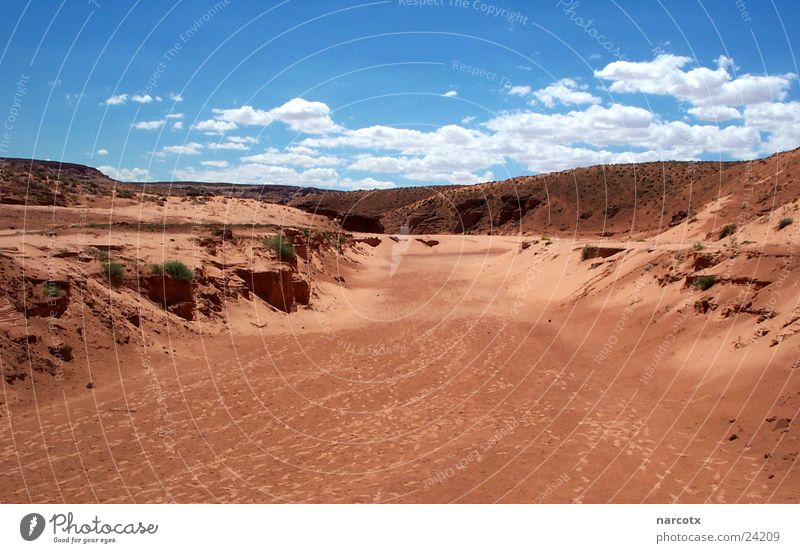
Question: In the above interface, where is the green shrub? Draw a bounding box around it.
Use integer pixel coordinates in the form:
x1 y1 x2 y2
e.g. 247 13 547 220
264 235 295 261
102 261 125 283
692 275 716 291
150 260 194 281
43 282 62 297
87 247 109 261
778 217 793 230
719 223 737 239
693 241 705 251
643 263 654 272
581 245 591 261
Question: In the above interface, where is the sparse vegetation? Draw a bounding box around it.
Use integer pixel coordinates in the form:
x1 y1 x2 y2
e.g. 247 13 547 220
693 241 705 251
719 223 737 239
581 245 591 261
102 261 125 284
778 217 794 230
43 282 62 297
87 247 110 261
643 263 654 272
692 275 716 291
264 235 295 261
150 260 194 281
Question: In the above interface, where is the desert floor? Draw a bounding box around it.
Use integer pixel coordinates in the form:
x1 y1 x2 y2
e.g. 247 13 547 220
2 197 800 503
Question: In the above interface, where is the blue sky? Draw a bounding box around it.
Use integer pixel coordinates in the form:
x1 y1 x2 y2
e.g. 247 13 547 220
0 0 798 189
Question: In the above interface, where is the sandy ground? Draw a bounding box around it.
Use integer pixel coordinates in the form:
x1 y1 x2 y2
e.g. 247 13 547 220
1 196 800 504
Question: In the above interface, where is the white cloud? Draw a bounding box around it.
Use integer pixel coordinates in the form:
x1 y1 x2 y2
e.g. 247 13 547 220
172 121 184 130
338 177 395 190
103 94 128 106
159 142 204 156
485 103 760 163
212 105 273 126
193 98 341 136
173 164 339 186
172 163 393 189
169 92 184 102
533 78 601 108
201 160 229 168
507 85 532 96
193 119 238 134
227 135 258 144
206 137 260 151
133 119 165 130
131 94 155 104
206 141 247 151
744 101 800 152
166 113 184 119
96 148 108 156
98 166 150 181
269 98 341 134
461 116 476 125
687 105 742 122
595 54 795 107
443 90 458 97
242 146 341 168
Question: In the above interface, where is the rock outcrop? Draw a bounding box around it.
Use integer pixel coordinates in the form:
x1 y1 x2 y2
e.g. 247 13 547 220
146 275 196 321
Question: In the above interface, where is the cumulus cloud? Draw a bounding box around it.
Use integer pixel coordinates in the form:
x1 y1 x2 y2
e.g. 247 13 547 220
744 101 800 152
532 79 601 108
687 105 742 122
443 90 458 97
212 105 273 126
193 119 238 134
269 98 341 134
206 136 259 151
172 121 184 130
242 146 341 168
227 136 258 144
131 94 156 104
159 142 204 156
133 119 165 130
103 94 128 106
98 166 150 181
173 164 339 186
96 148 108 156
201 160 229 168
172 162 393 190
303 96 771 179
190 98 341 136
169 92 184 102
595 54 795 108
507 85 532 96
166 113 184 119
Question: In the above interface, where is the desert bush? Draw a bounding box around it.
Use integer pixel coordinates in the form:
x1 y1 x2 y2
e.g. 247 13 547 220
692 275 716 291
264 235 295 261
102 261 125 283
87 247 109 261
693 241 704 251
43 282 62 297
581 245 591 261
643 263 654 272
719 224 737 239
778 217 793 230
150 260 194 281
